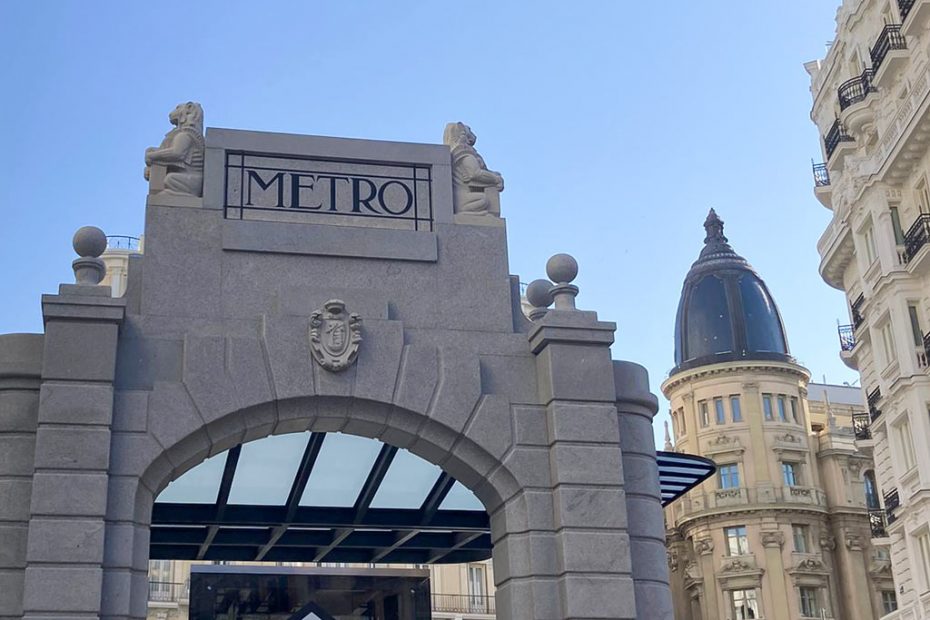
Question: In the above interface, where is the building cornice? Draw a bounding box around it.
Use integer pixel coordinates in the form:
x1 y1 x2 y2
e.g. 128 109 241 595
662 360 810 396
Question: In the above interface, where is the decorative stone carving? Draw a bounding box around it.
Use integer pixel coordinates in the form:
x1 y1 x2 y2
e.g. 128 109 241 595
819 533 836 551
695 537 714 555
761 531 785 549
844 531 864 551
71 226 107 285
546 254 579 310
796 557 825 571
145 102 205 197
525 278 553 321
443 122 504 216
721 558 752 572
309 300 362 372
667 549 679 572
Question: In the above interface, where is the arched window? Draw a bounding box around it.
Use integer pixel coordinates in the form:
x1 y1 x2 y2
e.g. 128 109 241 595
864 470 880 509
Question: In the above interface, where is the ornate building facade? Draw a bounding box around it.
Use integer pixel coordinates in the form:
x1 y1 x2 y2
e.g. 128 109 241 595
664 212 886 620
806 0 930 617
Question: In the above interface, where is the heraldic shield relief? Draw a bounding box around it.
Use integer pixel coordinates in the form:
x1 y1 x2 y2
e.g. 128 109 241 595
309 300 363 372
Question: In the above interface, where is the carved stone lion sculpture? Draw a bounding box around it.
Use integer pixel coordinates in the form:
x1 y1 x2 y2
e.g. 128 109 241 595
144 102 205 197
443 122 504 216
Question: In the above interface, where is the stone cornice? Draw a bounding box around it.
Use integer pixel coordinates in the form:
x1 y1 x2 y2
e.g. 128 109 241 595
661 360 810 396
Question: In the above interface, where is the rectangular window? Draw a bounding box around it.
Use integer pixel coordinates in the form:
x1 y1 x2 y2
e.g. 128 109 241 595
777 395 788 422
864 224 877 264
917 178 930 214
730 395 742 422
725 526 749 556
468 564 486 600
799 587 819 617
881 590 898 613
679 408 686 433
715 398 726 424
790 397 800 423
699 400 709 427
880 322 897 367
762 394 774 420
729 588 760 620
919 532 930 591
782 462 798 486
792 524 810 553
719 464 740 489
891 206 906 245
909 304 924 347
896 416 917 470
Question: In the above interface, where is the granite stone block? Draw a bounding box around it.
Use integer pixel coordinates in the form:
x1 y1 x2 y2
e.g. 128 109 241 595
559 574 637 619
42 322 120 382
111 390 149 433
0 480 32 521
262 314 316 401
549 444 623 486
0 390 39 432
37 382 113 426
22 566 102 612
428 348 482 434
352 320 404 404
26 518 105 564
553 486 628 530
557 530 632 574
29 472 109 517
0 524 27 568
0 570 24 616
99 568 132 616
0 436 36 475
33 427 110 471
462 395 513 462
547 402 619 444
114 337 183 390
512 405 547 446
393 345 438 415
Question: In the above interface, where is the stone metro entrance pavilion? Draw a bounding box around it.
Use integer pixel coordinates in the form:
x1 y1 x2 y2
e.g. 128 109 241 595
0 106 712 619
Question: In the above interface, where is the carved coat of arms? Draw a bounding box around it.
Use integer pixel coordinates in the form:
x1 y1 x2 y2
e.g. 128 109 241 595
309 300 362 372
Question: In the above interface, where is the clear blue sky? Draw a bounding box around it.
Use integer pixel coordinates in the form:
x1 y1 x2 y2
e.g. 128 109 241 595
0 2 854 446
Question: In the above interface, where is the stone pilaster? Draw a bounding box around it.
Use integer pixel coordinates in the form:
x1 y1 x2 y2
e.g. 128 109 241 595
0 334 43 620
529 309 637 620
615 361 672 619
22 286 125 619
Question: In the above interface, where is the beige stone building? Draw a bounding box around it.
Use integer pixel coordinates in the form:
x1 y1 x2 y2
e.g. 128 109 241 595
806 0 930 617
664 212 886 619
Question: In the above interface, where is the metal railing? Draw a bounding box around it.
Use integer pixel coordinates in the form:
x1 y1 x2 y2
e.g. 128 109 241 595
431 594 496 615
824 119 854 159
870 24 907 73
867 386 882 421
148 581 188 603
853 412 872 440
812 161 830 186
851 294 866 330
884 488 901 519
904 214 930 262
899 0 916 20
838 324 856 351
838 68 876 110
869 509 889 537
106 235 141 251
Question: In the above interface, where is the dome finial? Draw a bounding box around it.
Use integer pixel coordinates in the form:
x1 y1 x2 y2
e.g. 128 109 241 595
703 208 727 246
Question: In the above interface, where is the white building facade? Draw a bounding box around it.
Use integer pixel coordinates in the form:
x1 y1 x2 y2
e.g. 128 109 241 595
807 1 930 617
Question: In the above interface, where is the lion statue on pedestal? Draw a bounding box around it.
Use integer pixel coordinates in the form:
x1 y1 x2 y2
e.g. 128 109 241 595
443 122 504 216
144 102 205 197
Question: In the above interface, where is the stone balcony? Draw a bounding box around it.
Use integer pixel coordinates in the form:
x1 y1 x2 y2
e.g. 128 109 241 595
779 486 828 506
676 485 827 520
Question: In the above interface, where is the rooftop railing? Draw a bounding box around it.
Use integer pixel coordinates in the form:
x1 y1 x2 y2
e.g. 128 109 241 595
838 69 876 110
812 161 830 187
904 214 930 262
870 24 907 73
824 119 854 160
838 324 856 351
106 235 141 251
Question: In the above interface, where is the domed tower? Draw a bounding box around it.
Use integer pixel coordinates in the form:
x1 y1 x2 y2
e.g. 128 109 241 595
663 211 878 620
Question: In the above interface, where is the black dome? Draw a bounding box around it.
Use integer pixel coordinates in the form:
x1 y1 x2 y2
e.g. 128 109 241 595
672 209 791 374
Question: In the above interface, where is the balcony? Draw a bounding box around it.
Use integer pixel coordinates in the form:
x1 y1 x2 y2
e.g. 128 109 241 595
839 70 876 110
105 235 141 252
432 594 496 615
899 0 930 38
838 324 856 351
905 214 930 273
853 412 872 440
148 581 188 604
780 486 828 506
812 162 830 186
869 509 889 537
870 25 908 86
824 118 855 165
851 294 866 330
868 386 882 421
923 332 930 369
884 488 901 524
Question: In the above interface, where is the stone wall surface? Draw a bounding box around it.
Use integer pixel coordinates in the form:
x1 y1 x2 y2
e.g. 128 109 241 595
3 128 665 619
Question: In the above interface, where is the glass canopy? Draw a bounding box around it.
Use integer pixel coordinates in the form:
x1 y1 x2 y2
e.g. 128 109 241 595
152 432 712 564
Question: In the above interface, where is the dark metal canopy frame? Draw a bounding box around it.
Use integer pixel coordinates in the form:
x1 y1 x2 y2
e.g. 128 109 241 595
151 431 714 564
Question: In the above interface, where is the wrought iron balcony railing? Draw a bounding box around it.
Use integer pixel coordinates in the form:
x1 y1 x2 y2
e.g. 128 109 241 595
869 509 888 537
851 294 866 330
899 0 915 20
838 324 856 351
870 24 907 73
904 214 930 262
867 386 882 421
431 594 496 614
824 119 854 159
884 488 900 520
838 69 876 110
812 161 830 186
852 412 872 440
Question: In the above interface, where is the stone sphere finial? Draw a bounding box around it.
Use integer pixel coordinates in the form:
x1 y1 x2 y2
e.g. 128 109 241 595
546 253 579 311
73 226 108 258
71 226 107 286
546 253 578 284
525 279 554 321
